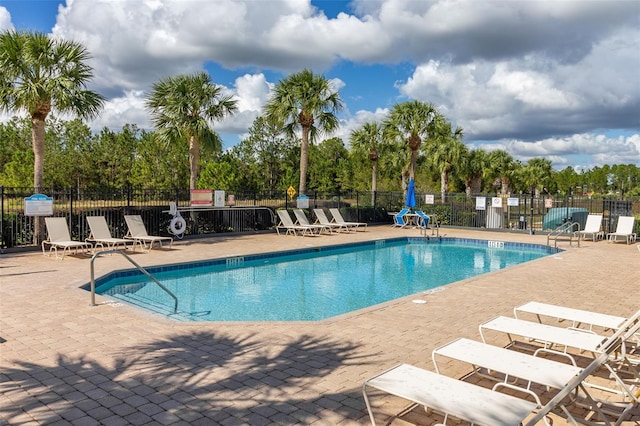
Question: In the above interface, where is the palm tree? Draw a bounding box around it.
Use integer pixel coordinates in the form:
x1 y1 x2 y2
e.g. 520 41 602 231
383 100 437 181
487 149 516 194
519 157 554 198
459 148 488 196
0 30 104 243
264 69 343 197
426 116 465 203
350 121 388 205
145 72 237 191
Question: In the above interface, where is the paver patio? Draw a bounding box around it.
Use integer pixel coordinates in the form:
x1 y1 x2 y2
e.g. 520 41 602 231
1 226 638 425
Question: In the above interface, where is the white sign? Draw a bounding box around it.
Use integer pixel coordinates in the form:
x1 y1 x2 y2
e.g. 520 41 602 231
296 195 309 209
507 197 519 207
214 190 225 207
425 194 435 204
24 194 53 216
492 197 502 208
476 197 486 211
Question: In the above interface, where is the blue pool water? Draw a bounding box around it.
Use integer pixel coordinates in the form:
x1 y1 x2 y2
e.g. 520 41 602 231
91 237 557 321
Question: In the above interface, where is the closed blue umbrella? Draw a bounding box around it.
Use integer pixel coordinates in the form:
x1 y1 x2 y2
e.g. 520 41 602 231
405 178 416 209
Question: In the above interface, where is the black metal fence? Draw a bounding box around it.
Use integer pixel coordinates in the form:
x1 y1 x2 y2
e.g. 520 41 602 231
2 185 639 251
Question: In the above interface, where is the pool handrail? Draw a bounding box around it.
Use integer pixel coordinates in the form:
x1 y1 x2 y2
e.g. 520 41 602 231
90 249 178 313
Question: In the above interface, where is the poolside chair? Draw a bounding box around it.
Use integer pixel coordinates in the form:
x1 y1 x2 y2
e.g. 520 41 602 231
479 310 640 407
391 208 409 227
433 312 640 426
514 301 626 333
415 210 430 229
607 216 637 244
432 337 583 409
292 209 330 234
124 215 173 251
328 208 367 231
86 216 133 252
42 217 92 259
363 363 538 426
275 210 317 237
313 208 353 233
577 214 604 242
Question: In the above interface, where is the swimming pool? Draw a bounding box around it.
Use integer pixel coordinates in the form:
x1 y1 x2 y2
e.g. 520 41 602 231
90 237 557 321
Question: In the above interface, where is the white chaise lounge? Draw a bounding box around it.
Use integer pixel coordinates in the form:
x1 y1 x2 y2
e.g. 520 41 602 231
42 217 92 259
577 214 604 242
313 208 353 233
607 216 637 244
124 215 173 251
329 208 367 231
275 210 318 236
86 216 133 252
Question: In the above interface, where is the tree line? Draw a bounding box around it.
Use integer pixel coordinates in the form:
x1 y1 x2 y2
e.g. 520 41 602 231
2 113 639 200
1 29 639 202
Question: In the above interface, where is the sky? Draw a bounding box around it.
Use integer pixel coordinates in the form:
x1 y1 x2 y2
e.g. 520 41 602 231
1 0 639 172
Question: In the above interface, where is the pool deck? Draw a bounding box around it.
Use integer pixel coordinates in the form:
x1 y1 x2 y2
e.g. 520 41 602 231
1 226 638 425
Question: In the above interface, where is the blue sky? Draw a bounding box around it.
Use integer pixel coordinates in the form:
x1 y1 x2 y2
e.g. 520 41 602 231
1 0 639 171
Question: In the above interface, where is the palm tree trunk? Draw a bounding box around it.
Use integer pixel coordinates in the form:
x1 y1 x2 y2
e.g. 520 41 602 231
32 117 46 245
409 149 417 180
471 176 482 195
299 126 310 196
189 135 199 191
501 177 509 194
440 170 448 204
371 159 378 206
32 117 45 191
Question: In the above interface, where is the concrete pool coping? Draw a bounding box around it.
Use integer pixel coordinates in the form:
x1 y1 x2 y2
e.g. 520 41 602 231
1 226 639 425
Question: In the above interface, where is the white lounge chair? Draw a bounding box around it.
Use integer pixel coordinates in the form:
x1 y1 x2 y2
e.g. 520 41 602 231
292 209 330 234
363 363 538 426
86 216 133 252
275 210 318 237
577 214 604 242
480 311 640 406
313 208 353 233
329 208 367 231
42 217 92 259
607 216 637 244
124 215 173 251
514 301 626 333
480 316 611 363
365 312 640 426
432 337 582 408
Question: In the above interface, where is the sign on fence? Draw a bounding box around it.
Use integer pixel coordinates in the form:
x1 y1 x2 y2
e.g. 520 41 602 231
24 194 53 216
214 190 225 207
191 189 213 206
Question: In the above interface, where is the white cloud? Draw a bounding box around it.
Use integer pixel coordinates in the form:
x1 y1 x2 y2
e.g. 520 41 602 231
0 7 13 31
89 90 151 132
479 133 640 168
233 74 271 112
1 0 638 170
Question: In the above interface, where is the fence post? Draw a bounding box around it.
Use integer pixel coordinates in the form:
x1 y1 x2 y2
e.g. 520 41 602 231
1 186 4 249
68 186 74 220
529 192 535 234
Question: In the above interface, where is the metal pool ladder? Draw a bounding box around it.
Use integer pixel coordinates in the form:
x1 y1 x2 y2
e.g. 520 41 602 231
89 249 178 313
